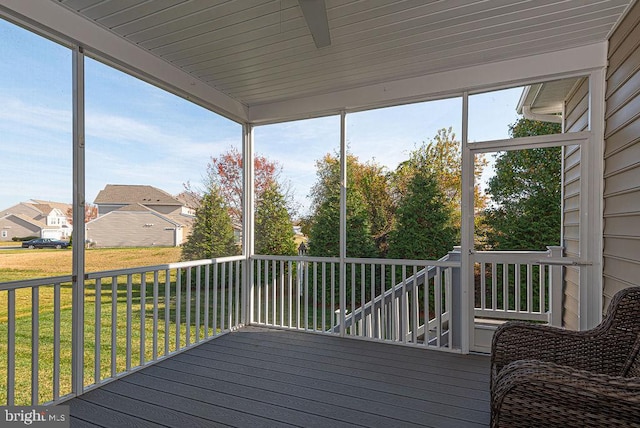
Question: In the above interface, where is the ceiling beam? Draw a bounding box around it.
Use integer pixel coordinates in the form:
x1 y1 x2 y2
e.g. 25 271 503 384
248 42 608 124
298 0 331 49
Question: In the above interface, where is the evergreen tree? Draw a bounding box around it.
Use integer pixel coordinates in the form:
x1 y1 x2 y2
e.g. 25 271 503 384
352 161 394 257
255 183 297 256
482 118 562 250
387 170 456 260
392 127 487 239
307 154 377 307
307 154 377 258
185 146 292 227
181 188 238 260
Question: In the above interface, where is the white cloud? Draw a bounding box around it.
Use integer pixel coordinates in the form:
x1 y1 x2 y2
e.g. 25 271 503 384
0 98 72 134
85 110 239 158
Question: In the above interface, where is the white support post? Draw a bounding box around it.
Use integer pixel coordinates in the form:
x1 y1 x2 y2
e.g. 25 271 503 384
460 92 472 354
582 68 605 329
339 111 347 337
447 247 462 349
243 123 255 325
71 46 86 395
547 246 564 327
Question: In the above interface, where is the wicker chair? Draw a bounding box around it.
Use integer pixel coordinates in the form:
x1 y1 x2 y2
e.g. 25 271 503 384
490 286 640 427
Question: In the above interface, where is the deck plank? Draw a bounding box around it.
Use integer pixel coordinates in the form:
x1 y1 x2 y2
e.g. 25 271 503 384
150 359 485 427
101 378 328 428
236 327 489 370
203 332 489 386
69 398 165 428
120 371 401 428
74 388 220 428
66 326 491 428
182 346 488 401
68 415 106 428
164 352 488 418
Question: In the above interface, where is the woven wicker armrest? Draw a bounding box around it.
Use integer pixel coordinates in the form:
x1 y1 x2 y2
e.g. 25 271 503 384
491 360 640 428
491 321 626 379
492 287 640 377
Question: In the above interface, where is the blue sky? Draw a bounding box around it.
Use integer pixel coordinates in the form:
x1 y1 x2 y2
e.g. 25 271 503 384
0 18 522 216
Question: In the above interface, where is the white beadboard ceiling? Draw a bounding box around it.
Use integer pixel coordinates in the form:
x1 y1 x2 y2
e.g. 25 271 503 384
42 0 633 119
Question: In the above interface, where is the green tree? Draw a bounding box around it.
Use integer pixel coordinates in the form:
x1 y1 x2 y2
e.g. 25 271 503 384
392 127 486 240
307 153 377 308
255 183 297 256
186 146 291 226
185 147 297 257
181 188 238 260
307 153 377 258
482 118 562 250
387 170 456 260
352 161 394 256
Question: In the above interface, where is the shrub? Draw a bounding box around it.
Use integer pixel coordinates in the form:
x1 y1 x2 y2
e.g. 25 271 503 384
12 236 38 242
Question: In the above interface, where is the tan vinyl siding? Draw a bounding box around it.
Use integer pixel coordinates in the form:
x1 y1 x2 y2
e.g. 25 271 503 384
87 212 178 248
145 205 182 215
604 1 640 312
561 77 589 330
0 218 40 241
565 78 589 127
98 204 181 216
98 205 121 216
564 82 589 132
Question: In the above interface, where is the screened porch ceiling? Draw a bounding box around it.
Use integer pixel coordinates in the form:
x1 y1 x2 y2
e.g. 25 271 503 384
1 0 634 123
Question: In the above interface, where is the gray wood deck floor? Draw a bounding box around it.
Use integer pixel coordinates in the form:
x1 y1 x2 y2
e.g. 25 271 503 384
67 326 491 427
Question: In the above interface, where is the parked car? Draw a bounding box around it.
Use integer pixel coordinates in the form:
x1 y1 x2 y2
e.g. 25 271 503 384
21 238 70 249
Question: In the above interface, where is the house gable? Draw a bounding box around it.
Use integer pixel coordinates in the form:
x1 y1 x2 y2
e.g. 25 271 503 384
94 184 185 216
95 185 182 206
0 200 73 241
0 203 42 219
0 214 44 241
86 204 185 247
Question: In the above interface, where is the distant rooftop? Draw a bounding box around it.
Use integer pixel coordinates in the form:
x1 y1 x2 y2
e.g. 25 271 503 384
94 185 182 206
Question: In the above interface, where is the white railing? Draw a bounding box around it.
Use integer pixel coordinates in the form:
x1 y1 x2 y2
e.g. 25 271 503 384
336 255 456 348
251 255 339 332
1 275 73 406
251 255 460 350
2 248 567 405
253 248 565 350
1 256 244 406
472 248 563 324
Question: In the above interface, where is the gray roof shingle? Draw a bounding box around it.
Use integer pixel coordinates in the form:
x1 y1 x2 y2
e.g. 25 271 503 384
94 185 182 206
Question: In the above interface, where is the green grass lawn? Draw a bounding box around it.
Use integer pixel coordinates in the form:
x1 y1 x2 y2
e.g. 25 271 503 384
0 246 182 283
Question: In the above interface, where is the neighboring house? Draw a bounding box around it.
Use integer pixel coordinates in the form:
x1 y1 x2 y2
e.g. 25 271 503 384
174 191 200 217
87 185 195 248
0 200 72 241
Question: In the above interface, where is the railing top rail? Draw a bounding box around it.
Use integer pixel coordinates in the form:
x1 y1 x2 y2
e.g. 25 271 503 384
344 256 459 266
252 254 459 266
169 255 245 267
0 275 73 291
474 250 550 256
85 255 245 279
472 250 552 264
536 258 592 266
252 254 340 263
